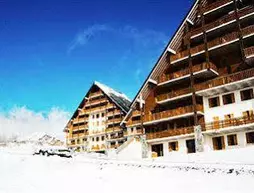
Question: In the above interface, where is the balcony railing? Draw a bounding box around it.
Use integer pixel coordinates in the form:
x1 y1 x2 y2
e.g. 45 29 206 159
85 98 108 107
107 117 122 125
158 62 218 85
89 91 103 99
171 22 254 62
245 46 254 58
73 117 88 124
157 87 192 102
105 126 122 133
191 5 254 38
202 114 254 131
107 110 121 117
132 110 141 117
146 126 194 140
126 119 142 127
195 67 254 92
201 0 232 14
143 105 203 124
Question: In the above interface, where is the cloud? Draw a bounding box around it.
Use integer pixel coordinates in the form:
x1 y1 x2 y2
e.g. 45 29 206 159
68 24 168 53
0 106 70 142
68 24 112 53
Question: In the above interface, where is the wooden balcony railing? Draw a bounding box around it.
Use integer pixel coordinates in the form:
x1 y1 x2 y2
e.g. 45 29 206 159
89 130 105 135
202 114 254 131
144 105 203 123
109 134 124 140
107 110 121 117
73 117 88 124
158 62 218 84
157 87 192 102
110 144 120 149
171 24 254 62
72 124 88 131
132 110 141 117
146 126 194 140
85 98 108 107
107 103 115 109
126 119 142 127
245 46 254 58
201 0 232 14
105 126 122 133
191 5 254 38
89 91 103 99
107 117 122 125
195 67 254 92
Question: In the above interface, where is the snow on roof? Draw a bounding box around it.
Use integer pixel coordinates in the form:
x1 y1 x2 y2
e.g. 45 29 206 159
94 81 131 113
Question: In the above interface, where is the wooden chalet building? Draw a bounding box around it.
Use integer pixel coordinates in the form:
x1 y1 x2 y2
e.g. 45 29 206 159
64 81 131 152
122 0 254 157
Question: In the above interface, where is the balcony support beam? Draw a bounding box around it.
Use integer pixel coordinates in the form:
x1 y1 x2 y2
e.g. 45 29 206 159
233 0 248 67
185 23 198 126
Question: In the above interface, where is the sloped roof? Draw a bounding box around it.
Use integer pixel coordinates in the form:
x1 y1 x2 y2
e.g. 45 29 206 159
121 0 200 123
94 81 131 113
64 81 131 131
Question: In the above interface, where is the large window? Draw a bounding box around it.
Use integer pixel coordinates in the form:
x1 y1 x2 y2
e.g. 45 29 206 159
222 93 235 105
240 89 254 101
227 134 238 146
209 96 220 108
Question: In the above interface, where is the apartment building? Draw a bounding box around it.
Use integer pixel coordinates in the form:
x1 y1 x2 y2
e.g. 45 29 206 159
122 0 254 157
64 81 131 152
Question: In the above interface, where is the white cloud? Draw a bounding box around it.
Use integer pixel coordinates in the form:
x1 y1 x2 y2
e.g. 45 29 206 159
0 106 70 142
68 24 168 53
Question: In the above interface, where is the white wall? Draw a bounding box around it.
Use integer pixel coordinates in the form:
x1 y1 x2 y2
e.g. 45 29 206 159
203 87 254 122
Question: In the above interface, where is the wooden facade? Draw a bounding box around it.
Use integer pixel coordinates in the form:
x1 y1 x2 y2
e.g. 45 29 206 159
64 82 130 152
122 0 254 147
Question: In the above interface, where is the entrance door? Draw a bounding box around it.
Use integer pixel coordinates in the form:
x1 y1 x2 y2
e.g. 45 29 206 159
212 136 225 150
186 139 196 154
151 144 164 157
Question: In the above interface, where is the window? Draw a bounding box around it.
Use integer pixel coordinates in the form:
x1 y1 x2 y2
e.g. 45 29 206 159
92 115 95 119
222 93 235 105
208 96 220 108
240 89 254 101
101 136 105 141
131 128 134 132
227 134 238 146
96 114 99 118
246 132 254 144
101 113 105 117
169 141 178 152
92 138 94 142
96 137 99 142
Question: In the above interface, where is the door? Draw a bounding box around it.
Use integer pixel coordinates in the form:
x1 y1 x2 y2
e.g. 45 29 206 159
186 139 196 154
151 144 164 157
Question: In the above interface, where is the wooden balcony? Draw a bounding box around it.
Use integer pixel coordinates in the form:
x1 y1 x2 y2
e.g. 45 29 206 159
146 126 194 140
191 5 254 38
105 126 122 133
107 109 121 117
202 114 254 131
132 110 141 117
106 103 115 109
171 24 254 63
107 117 122 125
73 117 88 124
85 98 108 107
126 119 142 127
157 87 192 103
107 134 124 141
201 0 233 15
245 46 254 59
158 62 218 86
72 124 88 131
83 105 107 114
110 144 119 149
195 67 254 96
89 130 106 135
89 91 103 99
143 105 204 125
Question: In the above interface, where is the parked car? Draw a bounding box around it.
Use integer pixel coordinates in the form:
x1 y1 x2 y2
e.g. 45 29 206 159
33 146 72 158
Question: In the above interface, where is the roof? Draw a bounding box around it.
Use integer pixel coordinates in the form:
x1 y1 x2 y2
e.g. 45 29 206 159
64 81 131 131
94 81 131 113
121 0 200 124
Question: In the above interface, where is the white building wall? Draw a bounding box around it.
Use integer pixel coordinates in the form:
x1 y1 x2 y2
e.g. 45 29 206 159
203 87 254 122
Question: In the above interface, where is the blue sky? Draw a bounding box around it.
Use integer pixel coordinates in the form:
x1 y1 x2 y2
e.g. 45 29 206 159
0 0 193 114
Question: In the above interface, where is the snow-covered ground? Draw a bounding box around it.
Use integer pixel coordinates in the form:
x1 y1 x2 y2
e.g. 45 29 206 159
0 145 254 193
